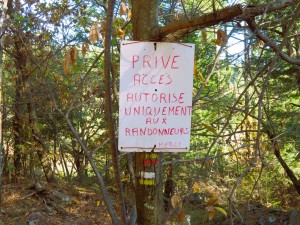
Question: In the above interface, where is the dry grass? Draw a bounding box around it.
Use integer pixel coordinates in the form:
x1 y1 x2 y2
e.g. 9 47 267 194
1 179 112 225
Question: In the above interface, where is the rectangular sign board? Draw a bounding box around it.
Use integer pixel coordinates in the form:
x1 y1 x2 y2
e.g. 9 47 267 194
118 41 195 152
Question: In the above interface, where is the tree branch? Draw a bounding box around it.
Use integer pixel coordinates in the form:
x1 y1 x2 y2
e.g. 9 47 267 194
267 130 300 195
246 18 300 66
45 78 122 225
158 0 300 39
237 0 300 20
159 4 244 38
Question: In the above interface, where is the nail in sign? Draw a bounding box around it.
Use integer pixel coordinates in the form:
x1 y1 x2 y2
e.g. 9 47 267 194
118 41 195 152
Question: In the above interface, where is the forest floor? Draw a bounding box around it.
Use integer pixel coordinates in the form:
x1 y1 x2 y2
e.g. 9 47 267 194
1 178 300 225
1 178 113 225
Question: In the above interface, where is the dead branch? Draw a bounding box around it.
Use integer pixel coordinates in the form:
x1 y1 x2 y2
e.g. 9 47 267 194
159 0 300 39
159 4 244 38
246 18 300 66
237 0 300 20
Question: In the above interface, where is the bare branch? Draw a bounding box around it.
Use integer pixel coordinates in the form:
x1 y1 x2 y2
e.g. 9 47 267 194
159 4 244 38
246 18 300 66
158 0 300 39
180 0 191 23
238 0 300 20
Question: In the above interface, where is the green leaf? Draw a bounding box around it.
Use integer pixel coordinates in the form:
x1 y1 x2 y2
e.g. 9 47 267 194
214 207 227 217
202 123 218 135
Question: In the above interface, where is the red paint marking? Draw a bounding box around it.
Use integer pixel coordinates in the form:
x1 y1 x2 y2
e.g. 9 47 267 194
143 159 159 166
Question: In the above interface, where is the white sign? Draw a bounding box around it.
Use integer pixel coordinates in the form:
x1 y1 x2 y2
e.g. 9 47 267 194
118 41 195 152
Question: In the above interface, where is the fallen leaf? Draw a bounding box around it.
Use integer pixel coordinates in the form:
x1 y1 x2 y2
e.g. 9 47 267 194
208 209 216 220
72 197 80 204
193 182 200 193
171 195 182 209
178 210 185 223
207 197 219 206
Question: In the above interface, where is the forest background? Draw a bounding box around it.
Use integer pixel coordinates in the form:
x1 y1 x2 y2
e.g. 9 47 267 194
0 0 300 224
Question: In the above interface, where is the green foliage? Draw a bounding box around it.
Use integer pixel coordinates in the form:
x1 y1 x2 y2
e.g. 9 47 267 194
1 0 300 224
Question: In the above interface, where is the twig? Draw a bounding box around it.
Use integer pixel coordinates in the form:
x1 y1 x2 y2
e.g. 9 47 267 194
100 152 128 175
246 2 300 67
21 191 38 200
248 163 264 202
229 158 256 224
46 80 122 225
181 0 191 23
193 26 236 105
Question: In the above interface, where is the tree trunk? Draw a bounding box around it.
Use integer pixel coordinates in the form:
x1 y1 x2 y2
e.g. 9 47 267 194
0 0 6 203
267 131 300 195
72 139 84 178
164 163 174 211
132 0 159 41
0 33 2 202
135 153 164 225
103 0 126 223
12 31 29 177
131 1 164 224
13 75 24 175
0 0 13 188
63 114 122 225
27 79 56 183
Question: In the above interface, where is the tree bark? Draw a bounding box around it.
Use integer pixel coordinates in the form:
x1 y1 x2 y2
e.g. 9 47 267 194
13 73 24 175
159 4 243 38
0 0 8 204
135 153 163 225
26 79 56 183
156 0 300 40
131 1 164 224
0 51 2 202
103 0 126 223
164 163 174 211
132 0 159 41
